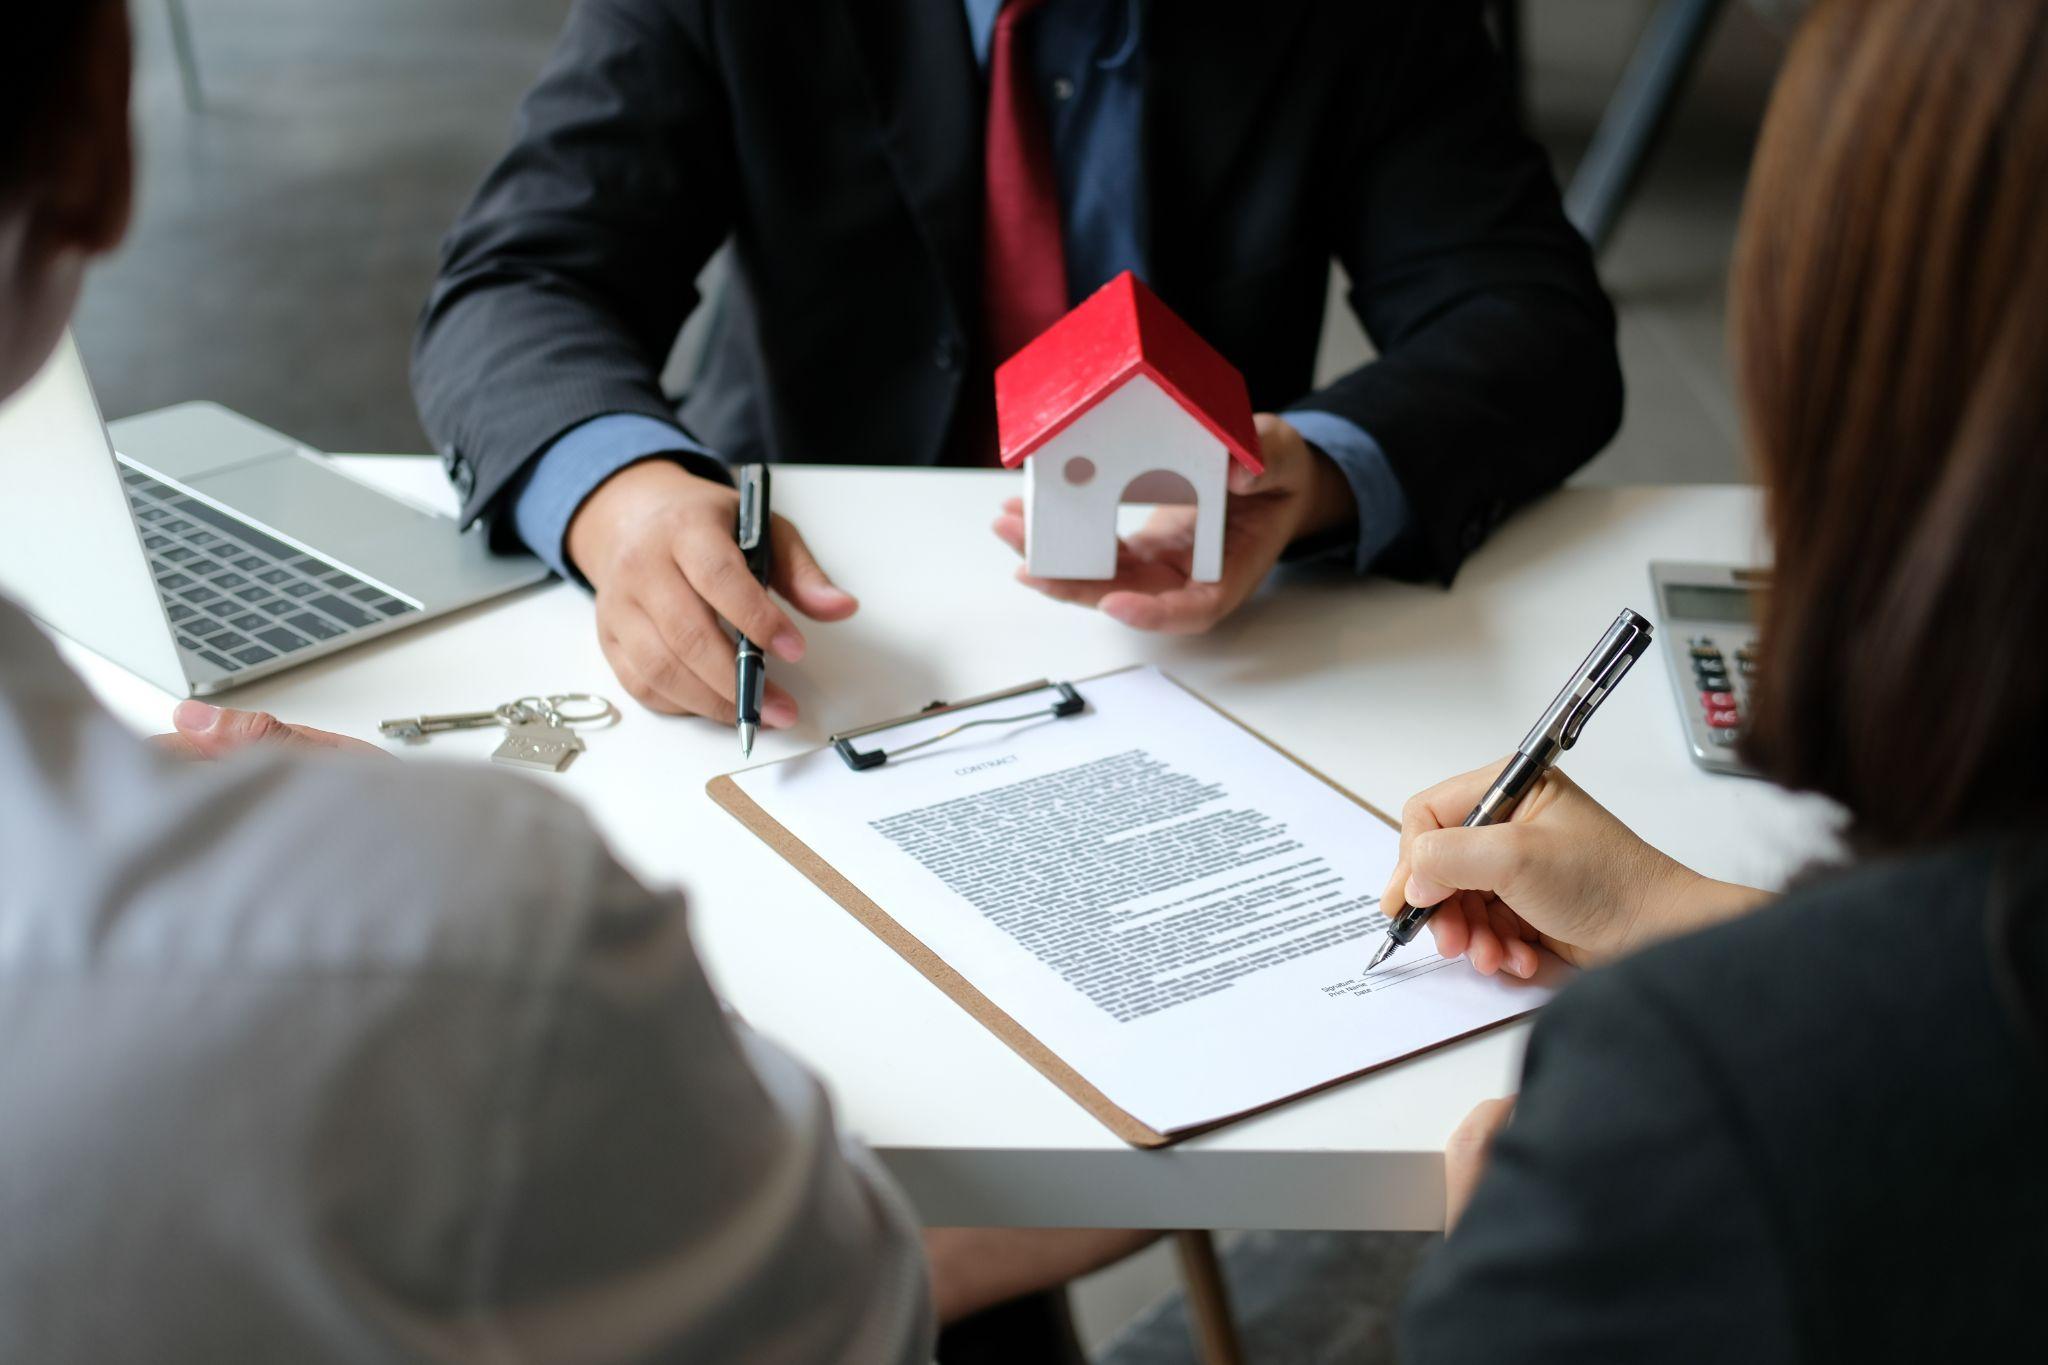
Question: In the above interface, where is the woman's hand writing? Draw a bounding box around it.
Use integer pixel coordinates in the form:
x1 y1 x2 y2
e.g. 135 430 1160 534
1380 762 1767 977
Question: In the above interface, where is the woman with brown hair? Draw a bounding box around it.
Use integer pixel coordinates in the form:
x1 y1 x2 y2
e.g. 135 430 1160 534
1392 0 2048 1356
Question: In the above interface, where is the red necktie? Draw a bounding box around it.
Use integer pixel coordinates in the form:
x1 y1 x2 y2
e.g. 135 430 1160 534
983 0 1070 370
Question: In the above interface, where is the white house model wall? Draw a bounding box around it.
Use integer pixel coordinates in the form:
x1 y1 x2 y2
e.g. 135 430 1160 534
1022 373 1230 582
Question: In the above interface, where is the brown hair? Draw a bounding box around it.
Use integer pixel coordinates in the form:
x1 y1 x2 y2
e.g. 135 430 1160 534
0 2 116 203
1733 0 2048 850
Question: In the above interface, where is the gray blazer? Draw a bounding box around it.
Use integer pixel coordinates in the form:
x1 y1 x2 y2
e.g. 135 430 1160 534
0 599 931 1363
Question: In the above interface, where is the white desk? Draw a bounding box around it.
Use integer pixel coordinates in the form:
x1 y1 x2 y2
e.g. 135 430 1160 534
61 459 1836 1231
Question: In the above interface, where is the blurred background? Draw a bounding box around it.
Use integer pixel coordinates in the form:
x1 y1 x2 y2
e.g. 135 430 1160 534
82 2 1791 1358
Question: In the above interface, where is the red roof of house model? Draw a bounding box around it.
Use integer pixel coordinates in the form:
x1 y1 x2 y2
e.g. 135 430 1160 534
995 271 1263 473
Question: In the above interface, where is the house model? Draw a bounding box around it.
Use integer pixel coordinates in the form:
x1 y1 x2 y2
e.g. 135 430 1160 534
995 271 1261 582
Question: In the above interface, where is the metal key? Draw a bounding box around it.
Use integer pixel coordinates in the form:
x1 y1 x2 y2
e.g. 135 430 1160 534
491 717 587 773
378 708 512 743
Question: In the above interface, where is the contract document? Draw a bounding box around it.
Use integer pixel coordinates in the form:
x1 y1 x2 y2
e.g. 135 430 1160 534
720 667 1562 1141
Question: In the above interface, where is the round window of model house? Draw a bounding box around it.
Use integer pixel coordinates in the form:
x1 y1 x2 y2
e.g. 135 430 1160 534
1063 456 1097 486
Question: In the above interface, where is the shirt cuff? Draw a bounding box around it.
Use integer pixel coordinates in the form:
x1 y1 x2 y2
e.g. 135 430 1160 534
1282 408 1413 576
511 414 721 582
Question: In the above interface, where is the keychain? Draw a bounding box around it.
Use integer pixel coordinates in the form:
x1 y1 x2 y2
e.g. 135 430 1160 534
377 693 618 773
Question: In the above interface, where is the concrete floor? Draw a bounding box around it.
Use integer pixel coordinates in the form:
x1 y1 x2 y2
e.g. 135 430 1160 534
84 3 1791 1360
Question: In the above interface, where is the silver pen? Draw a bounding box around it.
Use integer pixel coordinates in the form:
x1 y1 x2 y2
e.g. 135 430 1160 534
1366 608 1655 972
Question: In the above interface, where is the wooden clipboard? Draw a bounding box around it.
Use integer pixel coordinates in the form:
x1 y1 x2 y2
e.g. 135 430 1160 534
706 667 1408 1149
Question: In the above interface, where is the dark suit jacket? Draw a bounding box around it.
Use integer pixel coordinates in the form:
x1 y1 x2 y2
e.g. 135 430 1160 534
412 0 1622 583
1402 834 2048 1362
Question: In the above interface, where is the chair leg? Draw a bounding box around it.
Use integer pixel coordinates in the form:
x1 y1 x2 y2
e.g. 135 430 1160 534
165 0 206 112
1564 0 1731 253
1173 1231 1246 1365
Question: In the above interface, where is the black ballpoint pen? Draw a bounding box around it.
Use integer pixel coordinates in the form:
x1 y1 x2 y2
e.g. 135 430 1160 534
1366 608 1656 973
734 464 772 758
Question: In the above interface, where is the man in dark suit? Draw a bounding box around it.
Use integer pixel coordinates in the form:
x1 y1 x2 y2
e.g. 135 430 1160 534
414 0 1621 728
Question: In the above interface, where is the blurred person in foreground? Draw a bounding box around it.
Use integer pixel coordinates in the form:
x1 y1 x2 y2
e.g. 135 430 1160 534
0 6 1134 1361
1392 1 2048 1358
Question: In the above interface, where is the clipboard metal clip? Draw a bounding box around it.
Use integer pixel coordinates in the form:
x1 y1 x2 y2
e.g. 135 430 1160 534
829 680 1086 771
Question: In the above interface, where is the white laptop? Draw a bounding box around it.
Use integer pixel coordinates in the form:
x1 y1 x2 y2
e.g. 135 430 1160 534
0 332 548 695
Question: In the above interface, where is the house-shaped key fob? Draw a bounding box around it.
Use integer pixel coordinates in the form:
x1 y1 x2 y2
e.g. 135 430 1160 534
491 719 585 773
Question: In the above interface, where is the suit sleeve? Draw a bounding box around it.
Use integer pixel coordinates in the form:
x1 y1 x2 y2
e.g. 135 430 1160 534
483 857 934 1364
1400 970 1797 1364
1293 1 1623 584
411 0 735 545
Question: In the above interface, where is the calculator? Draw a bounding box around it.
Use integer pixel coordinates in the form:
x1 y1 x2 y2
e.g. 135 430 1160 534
1648 561 1769 777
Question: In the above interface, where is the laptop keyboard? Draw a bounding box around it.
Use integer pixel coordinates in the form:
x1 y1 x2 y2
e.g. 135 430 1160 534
118 462 418 676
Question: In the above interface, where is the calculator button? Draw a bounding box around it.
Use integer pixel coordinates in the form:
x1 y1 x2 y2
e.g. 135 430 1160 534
1705 705 1742 730
1700 691 1737 710
1709 729 1742 747
1689 645 1724 662
1695 671 1731 692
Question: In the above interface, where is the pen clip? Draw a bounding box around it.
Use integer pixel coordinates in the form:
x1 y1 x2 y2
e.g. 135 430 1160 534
1558 619 1651 750
736 466 769 555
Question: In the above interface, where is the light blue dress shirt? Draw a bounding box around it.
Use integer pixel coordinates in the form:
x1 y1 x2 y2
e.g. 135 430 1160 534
515 0 1410 581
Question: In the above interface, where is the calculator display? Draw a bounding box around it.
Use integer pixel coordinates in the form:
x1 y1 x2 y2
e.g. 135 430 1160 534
1661 583 1757 624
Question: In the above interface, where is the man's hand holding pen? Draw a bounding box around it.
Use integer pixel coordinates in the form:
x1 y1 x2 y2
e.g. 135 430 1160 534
566 461 857 725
